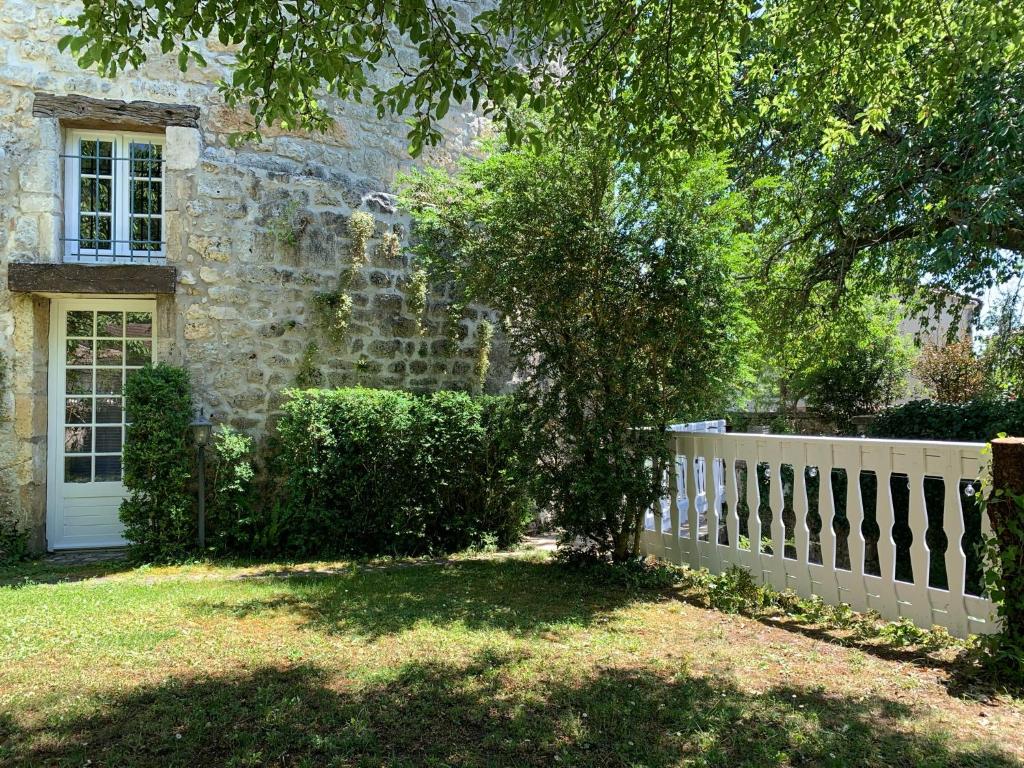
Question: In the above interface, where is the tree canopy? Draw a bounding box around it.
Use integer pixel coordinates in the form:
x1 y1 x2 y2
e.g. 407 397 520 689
62 0 1024 304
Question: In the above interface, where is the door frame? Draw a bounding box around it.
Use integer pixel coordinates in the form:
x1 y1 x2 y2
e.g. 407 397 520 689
46 296 158 550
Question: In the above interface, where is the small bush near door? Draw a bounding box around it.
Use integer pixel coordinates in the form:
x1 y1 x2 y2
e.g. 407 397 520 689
120 364 194 561
266 388 536 557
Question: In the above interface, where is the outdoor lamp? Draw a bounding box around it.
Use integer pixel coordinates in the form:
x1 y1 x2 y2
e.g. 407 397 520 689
191 409 213 548
191 410 213 448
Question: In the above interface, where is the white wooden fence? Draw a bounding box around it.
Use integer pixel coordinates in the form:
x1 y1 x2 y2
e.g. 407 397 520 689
641 425 996 638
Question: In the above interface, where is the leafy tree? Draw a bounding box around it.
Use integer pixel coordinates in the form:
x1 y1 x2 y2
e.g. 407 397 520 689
748 292 913 428
400 135 749 561
982 286 1024 398
914 339 991 405
61 1 1021 158
62 1 1023 306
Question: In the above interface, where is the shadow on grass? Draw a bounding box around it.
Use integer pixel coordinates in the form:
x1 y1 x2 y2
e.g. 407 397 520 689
194 558 642 638
1 650 1016 767
0 558 133 589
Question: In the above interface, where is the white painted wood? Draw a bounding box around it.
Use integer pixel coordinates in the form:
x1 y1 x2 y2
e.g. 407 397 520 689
47 297 156 550
642 429 996 638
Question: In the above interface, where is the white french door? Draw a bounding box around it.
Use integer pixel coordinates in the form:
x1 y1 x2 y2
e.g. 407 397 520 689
47 299 156 549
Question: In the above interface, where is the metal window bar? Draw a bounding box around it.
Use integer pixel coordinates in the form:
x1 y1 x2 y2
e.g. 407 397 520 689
60 142 166 264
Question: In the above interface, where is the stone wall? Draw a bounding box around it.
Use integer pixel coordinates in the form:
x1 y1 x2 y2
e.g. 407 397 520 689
0 0 509 549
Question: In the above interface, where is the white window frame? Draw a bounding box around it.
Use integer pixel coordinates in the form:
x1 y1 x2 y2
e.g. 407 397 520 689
63 129 166 263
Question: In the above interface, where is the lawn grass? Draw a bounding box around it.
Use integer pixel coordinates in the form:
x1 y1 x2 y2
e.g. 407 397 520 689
1 550 1022 767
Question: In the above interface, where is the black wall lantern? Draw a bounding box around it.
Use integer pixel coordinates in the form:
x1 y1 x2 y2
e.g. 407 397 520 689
191 409 213 548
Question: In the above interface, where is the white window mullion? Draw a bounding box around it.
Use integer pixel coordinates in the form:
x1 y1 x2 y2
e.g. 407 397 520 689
115 136 130 259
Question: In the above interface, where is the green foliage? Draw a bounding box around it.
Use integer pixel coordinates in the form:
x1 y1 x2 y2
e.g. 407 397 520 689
746 293 913 430
205 427 256 554
982 287 1024 398
265 388 536 557
61 0 1024 309
120 364 194 562
376 231 401 262
60 0 1022 167
554 550 679 590
402 135 750 562
0 519 30 566
868 399 1024 442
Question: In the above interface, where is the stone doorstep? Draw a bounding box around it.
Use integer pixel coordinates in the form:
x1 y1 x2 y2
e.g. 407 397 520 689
44 547 128 566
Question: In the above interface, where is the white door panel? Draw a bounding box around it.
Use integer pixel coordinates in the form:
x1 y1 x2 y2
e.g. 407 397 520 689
47 298 156 550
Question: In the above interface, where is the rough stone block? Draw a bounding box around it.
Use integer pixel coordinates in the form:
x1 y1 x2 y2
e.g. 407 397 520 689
165 126 202 170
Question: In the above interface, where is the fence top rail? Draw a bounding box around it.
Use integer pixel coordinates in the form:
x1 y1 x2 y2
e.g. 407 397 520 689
669 429 986 452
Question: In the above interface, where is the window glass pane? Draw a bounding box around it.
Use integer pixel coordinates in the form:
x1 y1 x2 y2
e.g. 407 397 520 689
97 312 124 338
131 179 163 215
97 339 124 365
66 369 93 395
66 339 94 366
64 427 91 454
130 217 162 251
125 312 153 338
95 426 123 453
126 339 152 366
79 215 112 250
94 455 122 482
130 142 163 177
79 176 112 213
67 311 94 337
65 456 92 483
96 397 122 424
96 369 123 395
65 397 93 425
79 139 113 175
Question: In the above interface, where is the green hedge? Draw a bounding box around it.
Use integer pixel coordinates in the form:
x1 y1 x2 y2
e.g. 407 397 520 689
120 364 194 561
263 388 536 557
867 398 1024 442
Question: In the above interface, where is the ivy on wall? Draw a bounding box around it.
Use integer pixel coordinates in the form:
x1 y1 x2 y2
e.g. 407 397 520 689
0 351 8 420
474 319 494 394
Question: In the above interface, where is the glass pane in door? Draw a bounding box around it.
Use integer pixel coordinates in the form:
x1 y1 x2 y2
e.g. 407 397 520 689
62 309 154 483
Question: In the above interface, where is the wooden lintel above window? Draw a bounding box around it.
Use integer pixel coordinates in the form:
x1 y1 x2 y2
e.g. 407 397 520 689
7 263 177 295
32 92 200 132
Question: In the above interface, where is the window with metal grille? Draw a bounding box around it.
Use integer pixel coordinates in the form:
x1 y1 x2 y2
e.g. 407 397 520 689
62 130 165 263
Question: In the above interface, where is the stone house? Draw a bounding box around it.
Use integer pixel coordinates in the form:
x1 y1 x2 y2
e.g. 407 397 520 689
0 0 507 551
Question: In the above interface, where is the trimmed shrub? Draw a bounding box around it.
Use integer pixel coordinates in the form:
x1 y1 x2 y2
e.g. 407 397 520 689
266 387 535 557
867 398 1024 442
205 426 256 554
120 364 194 561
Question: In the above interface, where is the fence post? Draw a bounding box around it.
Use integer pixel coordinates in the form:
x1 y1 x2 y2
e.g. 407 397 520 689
990 437 1024 639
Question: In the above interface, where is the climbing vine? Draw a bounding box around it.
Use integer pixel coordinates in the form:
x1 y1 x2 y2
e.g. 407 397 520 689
377 231 401 262
406 266 429 335
295 341 324 388
312 285 354 345
0 351 8 420
474 319 494 394
347 211 376 267
268 199 305 247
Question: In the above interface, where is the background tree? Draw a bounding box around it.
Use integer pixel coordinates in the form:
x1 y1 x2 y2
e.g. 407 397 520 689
400 136 749 561
982 286 1024 399
746 292 913 429
914 340 991 405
